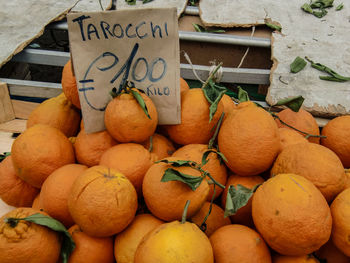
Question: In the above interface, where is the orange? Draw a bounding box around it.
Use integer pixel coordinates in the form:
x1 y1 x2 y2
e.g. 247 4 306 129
190 201 231 237
68 224 114 263
164 88 224 145
180 77 190 93
62 59 81 109
135 220 214 263
114 214 164 263
68 165 137 237
0 208 61 263
315 240 350 263
218 105 280 176
99 143 155 195
321 116 350 168
221 94 236 115
275 108 320 144
209 224 272 263
272 254 319 263
140 133 176 160
330 188 350 257
221 174 265 227
142 157 209 221
235 100 257 110
40 164 88 228
252 173 332 256
271 142 345 202
27 93 81 137
0 156 39 207
278 127 308 150
172 144 227 200
104 89 158 143
11 124 75 188
74 128 117 167
31 193 42 211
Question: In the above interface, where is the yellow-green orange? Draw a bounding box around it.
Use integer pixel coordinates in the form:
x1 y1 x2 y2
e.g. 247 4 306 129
135 221 214 263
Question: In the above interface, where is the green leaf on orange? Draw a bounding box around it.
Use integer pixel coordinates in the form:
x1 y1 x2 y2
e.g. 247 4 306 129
224 184 261 217
130 89 151 119
6 213 75 263
237 86 250 102
274 95 305 112
161 168 204 191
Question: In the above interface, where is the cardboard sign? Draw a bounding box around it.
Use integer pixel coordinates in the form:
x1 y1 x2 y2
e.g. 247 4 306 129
67 8 181 133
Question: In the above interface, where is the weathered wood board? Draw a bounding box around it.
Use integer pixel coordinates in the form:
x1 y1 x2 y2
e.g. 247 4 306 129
0 83 15 124
199 0 350 117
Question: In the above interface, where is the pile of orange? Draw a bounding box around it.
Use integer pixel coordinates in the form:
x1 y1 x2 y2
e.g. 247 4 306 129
1 59 350 262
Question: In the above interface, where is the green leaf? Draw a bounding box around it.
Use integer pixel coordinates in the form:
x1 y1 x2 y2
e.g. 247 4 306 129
310 0 334 8
274 96 305 112
224 184 261 217
265 22 282 32
301 3 314 13
161 168 203 191
130 89 151 119
305 57 350 82
312 8 328 18
193 23 205 32
143 0 154 3
125 0 136 5
290 56 307 73
9 213 75 263
336 3 344 10
202 80 227 122
0 152 11 162
319 76 350 82
189 0 199 6
237 86 250 102
156 159 194 167
201 149 227 167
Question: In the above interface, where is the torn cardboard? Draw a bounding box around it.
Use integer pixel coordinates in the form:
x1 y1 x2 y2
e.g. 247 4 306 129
0 0 114 69
199 0 350 117
116 0 188 18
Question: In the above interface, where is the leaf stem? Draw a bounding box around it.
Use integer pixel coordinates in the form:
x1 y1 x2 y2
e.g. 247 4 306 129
148 136 153 152
181 200 191 224
208 112 225 149
271 112 326 139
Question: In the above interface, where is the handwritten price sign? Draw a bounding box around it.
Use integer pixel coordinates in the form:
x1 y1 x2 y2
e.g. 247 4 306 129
67 8 181 133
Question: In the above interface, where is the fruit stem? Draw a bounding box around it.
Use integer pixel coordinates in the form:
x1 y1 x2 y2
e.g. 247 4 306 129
198 167 225 189
201 62 223 89
200 184 216 232
4 218 19 228
270 112 327 139
148 136 153 152
208 112 225 149
181 200 191 224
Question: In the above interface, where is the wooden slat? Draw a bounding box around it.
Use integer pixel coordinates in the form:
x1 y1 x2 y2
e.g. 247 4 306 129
0 131 16 152
0 83 15 123
0 78 62 99
0 119 26 133
11 100 39 120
